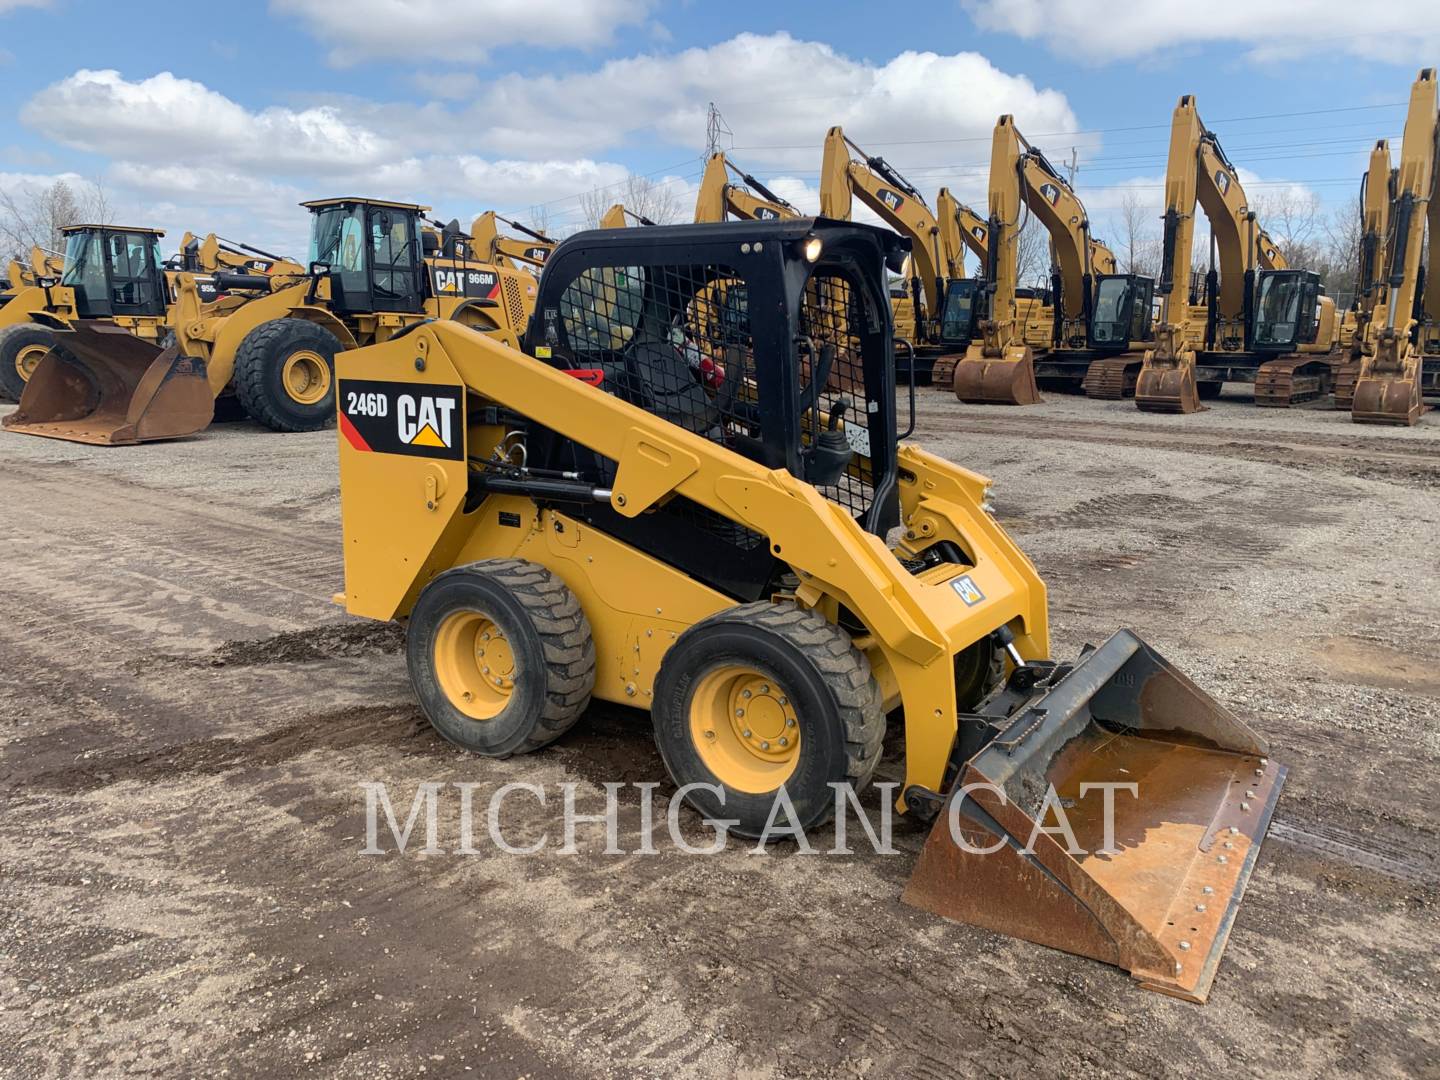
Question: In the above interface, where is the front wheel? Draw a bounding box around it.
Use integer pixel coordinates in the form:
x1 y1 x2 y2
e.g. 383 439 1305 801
233 319 341 432
652 603 885 838
0 323 63 402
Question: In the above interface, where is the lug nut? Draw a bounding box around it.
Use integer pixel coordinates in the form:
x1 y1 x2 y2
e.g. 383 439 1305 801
1195 903 1207 912
778 737 788 747
736 709 745 718
760 741 770 750
786 718 796 728
742 729 752 739
779 697 788 706
760 684 770 693
1178 941 1191 952
704 730 715 740
741 689 752 699
1241 802 1251 812
1202 886 1214 895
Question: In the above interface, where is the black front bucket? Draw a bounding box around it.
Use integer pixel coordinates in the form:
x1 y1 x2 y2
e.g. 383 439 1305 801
902 630 1285 1002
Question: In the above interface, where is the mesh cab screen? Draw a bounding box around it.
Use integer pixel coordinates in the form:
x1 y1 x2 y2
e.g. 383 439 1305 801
554 260 877 524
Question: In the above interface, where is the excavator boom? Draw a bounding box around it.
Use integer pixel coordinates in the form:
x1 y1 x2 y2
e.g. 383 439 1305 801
1353 68 1438 425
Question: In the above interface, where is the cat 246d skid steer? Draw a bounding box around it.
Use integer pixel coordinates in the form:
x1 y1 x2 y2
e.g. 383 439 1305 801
335 218 1283 1003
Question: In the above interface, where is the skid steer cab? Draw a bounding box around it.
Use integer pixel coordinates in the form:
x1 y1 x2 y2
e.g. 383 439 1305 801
335 217 1283 1003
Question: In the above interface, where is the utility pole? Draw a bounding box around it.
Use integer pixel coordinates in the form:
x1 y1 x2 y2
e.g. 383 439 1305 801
1064 147 1079 188
706 102 733 157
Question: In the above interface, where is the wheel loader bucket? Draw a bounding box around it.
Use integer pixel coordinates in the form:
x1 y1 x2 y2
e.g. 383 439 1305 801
952 346 1042 405
1135 363 1204 413
2 321 213 445
902 630 1285 1003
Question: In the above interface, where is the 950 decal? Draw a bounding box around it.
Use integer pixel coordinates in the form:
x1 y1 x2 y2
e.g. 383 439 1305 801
338 379 464 461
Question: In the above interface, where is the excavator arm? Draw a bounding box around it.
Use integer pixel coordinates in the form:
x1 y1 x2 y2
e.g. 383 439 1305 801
936 188 988 275
821 126 951 338
471 211 555 271
1011 127 1096 347
1353 68 1438 424
695 152 798 223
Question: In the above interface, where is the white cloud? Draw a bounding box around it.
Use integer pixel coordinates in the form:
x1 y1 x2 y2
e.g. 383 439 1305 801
962 0 1440 64
0 0 51 13
271 0 655 65
457 33 1079 170
12 35 1084 252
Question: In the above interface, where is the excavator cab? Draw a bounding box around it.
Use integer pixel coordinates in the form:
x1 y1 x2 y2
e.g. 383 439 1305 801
1249 269 1321 352
304 198 427 316
1088 273 1155 349
939 278 982 346
58 226 168 320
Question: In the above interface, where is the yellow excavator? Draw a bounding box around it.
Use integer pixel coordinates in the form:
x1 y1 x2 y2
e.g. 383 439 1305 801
952 115 1160 403
694 151 800 223
950 116 1109 405
1136 96 1337 413
1350 69 1438 425
5 198 537 444
333 217 1283 1002
1333 140 1397 410
820 126 957 366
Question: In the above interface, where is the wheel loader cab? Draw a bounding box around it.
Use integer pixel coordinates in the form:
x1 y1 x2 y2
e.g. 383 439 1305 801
1088 273 1155 349
304 198 426 316
58 225 168 320
520 219 903 601
1250 269 1321 352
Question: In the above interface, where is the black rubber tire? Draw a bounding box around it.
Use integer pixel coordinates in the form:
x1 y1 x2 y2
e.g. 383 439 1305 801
406 560 596 757
0 322 62 402
652 602 885 839
954 635 1003 711
233 319 340 432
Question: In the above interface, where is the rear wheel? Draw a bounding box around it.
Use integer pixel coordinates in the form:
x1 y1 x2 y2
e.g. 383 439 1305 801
652 603 884 838
0 323 62 402
233 319 340 432
406 560 595 757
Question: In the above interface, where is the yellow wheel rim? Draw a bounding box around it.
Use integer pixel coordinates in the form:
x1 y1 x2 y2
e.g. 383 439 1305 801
433 611 516 720
15 342 49 382
689 665 800 793
281 349 331 405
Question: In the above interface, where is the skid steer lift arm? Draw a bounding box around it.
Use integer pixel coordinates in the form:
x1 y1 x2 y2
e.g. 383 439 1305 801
336 217 1283 1003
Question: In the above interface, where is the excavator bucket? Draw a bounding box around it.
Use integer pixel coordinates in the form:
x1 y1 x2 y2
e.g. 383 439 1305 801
3 320 213 445
902 630 1284 1003
1135 364 1203 413
1352 373 1425 426
953 347 1042 405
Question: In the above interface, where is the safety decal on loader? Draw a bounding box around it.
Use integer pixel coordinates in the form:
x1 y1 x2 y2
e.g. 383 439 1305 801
337 379 464 461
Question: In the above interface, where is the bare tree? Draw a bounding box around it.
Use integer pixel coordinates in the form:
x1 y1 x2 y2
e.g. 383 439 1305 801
580 174 686 229
1114 190 1162 278
524 203 555 238
0 178 111 261
1014 218 1050 290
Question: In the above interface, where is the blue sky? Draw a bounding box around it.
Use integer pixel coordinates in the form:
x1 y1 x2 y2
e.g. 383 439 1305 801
0 0 1432 258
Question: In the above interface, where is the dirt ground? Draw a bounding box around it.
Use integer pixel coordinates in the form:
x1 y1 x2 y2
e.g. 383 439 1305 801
1 387 1437 1079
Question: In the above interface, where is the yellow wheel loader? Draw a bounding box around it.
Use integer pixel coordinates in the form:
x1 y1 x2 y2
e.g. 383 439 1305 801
5 197 537 445
335 218 1284 1002
0 224 174 404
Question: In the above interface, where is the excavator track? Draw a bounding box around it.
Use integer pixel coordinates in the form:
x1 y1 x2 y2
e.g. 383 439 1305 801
1253 357 1331 408
1333 361 1360 410
1082 356 1141 399
930 353 959 392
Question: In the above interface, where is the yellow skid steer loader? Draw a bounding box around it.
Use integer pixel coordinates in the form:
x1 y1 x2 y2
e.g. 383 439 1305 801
334 218 1283 1002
